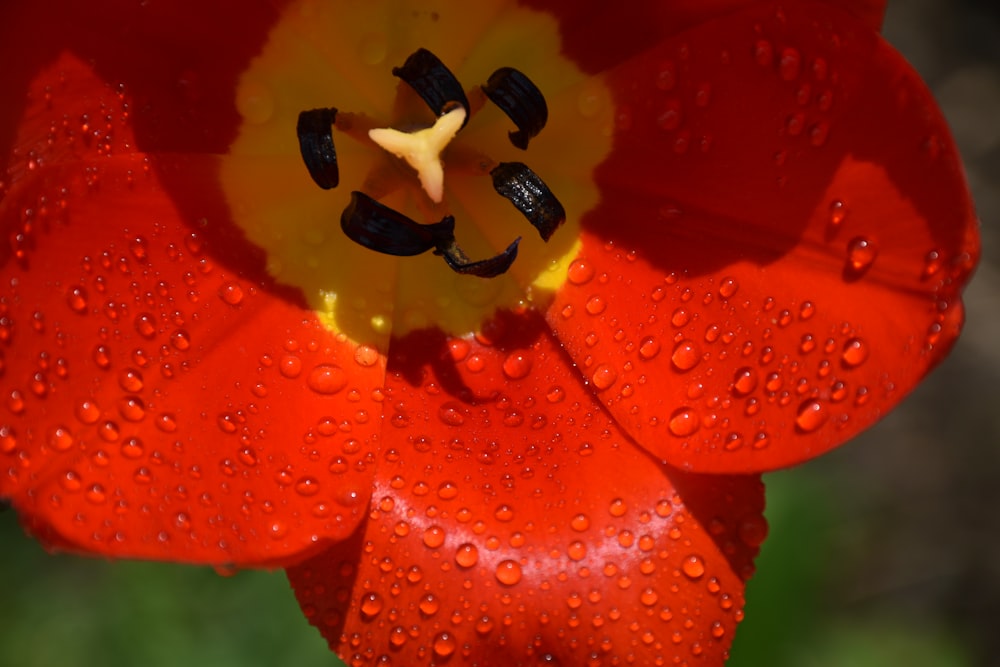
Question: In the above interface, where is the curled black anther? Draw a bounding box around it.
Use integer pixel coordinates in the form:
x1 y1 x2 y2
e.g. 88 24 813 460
490 162 565 241
296 108 340 189
437 237 521 278
392 48 470 127
482 68 547 150
341 191 453 256
341 191 520 278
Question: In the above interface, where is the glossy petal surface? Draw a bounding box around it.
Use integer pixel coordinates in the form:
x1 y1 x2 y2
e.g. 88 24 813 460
289 310 765 665
546 1 978 472
0 52 384 564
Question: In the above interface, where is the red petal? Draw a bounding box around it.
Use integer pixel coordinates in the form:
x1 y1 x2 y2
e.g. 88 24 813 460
546 2 978 472
522 0 886 75
289 310 765 665
0 52 385 565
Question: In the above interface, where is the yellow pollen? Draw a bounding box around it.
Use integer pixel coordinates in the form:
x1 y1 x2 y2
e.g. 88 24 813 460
368 106 466 203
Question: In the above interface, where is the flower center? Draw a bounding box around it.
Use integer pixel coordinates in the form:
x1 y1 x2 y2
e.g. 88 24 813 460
219 0 614 347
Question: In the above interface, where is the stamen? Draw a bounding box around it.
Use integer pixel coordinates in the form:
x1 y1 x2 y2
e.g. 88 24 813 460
490 162 566 241
482 67 548 150
368 106 466 203
341 191 520 278
341 191 453 256
296 107 340 189
392 48 470 124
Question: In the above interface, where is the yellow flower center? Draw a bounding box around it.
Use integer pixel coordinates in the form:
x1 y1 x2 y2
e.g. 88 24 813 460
219 0 613 349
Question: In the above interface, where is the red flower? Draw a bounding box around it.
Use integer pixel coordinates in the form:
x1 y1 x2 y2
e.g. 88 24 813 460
0 1 978 665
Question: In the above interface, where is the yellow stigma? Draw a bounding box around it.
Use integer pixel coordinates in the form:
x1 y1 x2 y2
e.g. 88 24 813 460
368 106 466 203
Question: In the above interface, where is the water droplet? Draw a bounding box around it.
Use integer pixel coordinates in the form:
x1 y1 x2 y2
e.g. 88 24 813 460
591 364 617 390
117 368 143 393
156 413 178 432
732 367 758 396
571 514 590 532
495 560 522 585
779 47 801 80
353 344 380 367
169 329 191 351
422 525 445 549
93 345 112 369
681 554 706 579
307 364 347 394
279 355 302 378
718 277 739 298
134 312 157 338
502 352 532 380
75 399 101 424
118 396 145 422
432 632 457 658
49 426 74 451
638 336 661 360
418 593 439 616
455 543 479 568
846 237 877 275
609 498 627 517
121 437 144 459
295 477 320 496
66 285 88 313
829 200 848 226
668 407 699 437
841 338 869 367
219 282 244 305
359 592 383 620
567 260 595 285
795 399 828 432
567 541 587 561
671 340 700 371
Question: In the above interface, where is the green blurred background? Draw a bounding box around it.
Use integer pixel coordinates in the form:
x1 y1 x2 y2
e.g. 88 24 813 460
2 1 997 665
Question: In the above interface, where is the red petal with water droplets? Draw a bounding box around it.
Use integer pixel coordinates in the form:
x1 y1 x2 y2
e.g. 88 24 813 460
0 53 384 565
288 310 765 665
546 2 978 473
523 0 887 76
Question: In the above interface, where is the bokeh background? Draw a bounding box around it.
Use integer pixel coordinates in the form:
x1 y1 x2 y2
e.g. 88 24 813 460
2 1 997 665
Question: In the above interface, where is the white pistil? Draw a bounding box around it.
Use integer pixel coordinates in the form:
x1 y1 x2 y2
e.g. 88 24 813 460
368 106 466 203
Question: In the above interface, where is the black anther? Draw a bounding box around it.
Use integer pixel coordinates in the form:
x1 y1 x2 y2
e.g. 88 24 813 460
341 191 452 256
341 192 520 278
489 162 565 241
296 108 340 189
392 48 470 126
482 68 548 150
437 237 521 278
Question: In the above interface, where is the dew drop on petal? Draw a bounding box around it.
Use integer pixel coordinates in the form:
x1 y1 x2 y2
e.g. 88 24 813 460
502 352 532 380
567 260 595 285
795 399 828 432
219 282 244 305
591 364 617 390
846 237 878 275
66 285 88 313
671 340 700 371
668 407 699 437
495 560 523 586
841 338 869 367
732 367 758 396
681 554 706 580
433 632 457 658
455 543 479 568
359 592 383 620
307 364 347 394
422 525 446 549
638 336 661 360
